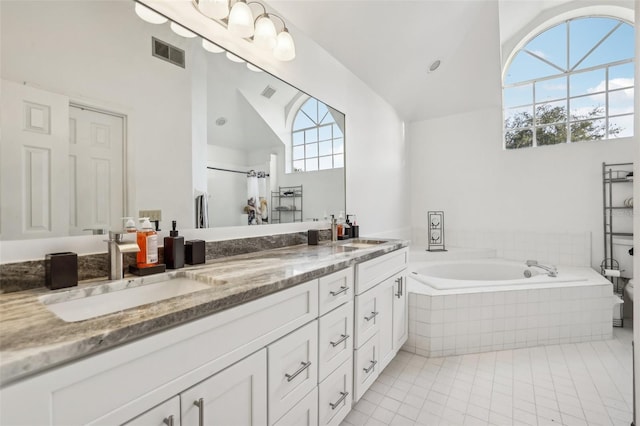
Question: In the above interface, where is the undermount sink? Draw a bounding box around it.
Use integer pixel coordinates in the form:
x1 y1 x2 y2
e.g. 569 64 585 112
39 276 210 322
340 239 387 249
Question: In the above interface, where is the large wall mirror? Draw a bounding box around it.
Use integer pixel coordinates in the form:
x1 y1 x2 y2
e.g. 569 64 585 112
0 0 345 242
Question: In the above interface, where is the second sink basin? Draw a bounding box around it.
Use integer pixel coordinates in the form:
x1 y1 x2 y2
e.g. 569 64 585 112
39 276 210 322
340 239 387 249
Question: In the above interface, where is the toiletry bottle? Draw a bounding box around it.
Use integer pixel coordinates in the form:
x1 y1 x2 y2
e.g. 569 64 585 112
136 217 158 268
123 217 136 233
164 220 185 269
331 215 338 242
346 214 355 239
337 211 345 240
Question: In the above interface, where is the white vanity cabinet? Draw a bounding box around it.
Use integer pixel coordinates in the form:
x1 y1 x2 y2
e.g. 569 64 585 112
0 246 409 426
352 248 408 402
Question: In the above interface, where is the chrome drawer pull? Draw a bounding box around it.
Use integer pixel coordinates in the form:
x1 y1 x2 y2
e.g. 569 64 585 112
285 361 312 382
329 391 349 410
330 334 350 347
363 360 377 374
330 286 349 296
193 398 204 426
364 311 379 322
163 415 174 426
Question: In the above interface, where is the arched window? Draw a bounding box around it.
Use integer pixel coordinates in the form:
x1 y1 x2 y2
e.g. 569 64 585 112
291 98 344 172
503 16 634 149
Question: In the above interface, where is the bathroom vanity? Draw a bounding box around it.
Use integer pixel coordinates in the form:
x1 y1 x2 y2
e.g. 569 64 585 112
0 240 408 426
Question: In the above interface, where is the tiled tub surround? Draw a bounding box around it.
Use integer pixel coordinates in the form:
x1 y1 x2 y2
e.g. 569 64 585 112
0 238 406 384
402 265 613 358
0 230 331 293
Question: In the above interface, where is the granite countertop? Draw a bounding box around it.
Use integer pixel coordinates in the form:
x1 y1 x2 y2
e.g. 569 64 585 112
0 239 408 385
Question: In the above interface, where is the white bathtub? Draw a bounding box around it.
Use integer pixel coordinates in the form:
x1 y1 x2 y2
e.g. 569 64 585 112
403 256 614 358
410 259 586 290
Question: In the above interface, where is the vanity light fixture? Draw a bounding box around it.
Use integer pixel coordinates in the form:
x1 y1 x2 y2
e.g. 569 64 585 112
226 51 245 63
192 0 296 61
202 39 225 53
170 22 197 38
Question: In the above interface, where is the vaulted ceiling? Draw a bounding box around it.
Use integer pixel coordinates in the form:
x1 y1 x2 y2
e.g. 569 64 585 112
270 0 609 123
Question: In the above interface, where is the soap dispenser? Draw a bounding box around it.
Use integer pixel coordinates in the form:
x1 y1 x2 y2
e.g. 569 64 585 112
123 217 136 233
136 217 158 268
164 220 185 269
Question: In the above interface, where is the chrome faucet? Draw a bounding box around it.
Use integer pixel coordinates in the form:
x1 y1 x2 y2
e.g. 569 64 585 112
525 260 557 277
106 231 139 280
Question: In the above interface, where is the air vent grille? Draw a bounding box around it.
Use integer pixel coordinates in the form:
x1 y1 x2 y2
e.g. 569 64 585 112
261 85 277 99
152 37 185 68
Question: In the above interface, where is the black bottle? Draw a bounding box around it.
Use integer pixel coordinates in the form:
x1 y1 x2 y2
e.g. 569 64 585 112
164 220 185 269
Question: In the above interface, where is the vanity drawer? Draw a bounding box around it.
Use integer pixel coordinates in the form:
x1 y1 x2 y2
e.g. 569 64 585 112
355 248 408 295
268 320 318 425
318 301 353 381
318 358 352 426
273 387 318 426
123 396 180 426
318 267 353 316
354 287 381 348
353 333 380 403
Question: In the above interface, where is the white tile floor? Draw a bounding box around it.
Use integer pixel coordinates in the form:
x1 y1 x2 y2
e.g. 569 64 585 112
343 325 633 426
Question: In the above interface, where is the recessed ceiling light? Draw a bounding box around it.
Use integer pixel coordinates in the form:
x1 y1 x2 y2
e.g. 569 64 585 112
428 60 441 73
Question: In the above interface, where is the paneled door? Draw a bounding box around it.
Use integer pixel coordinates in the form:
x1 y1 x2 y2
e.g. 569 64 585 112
68 105 123 236
0 79 69 240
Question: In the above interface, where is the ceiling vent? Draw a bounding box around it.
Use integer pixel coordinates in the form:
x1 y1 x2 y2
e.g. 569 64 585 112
152 37 185 68
261 85 277 99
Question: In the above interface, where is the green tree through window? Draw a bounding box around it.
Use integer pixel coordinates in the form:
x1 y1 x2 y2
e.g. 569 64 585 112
503 16 634 149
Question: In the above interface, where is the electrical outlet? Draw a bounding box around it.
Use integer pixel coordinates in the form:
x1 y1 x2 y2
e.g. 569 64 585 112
139 210 162 221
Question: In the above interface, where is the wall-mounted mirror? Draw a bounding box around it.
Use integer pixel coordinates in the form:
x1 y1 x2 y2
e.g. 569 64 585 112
0 0 345 241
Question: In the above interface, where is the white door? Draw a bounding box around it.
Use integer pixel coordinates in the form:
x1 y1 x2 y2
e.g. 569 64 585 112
0 79 69 239
181 349 267 426
68 105 123 236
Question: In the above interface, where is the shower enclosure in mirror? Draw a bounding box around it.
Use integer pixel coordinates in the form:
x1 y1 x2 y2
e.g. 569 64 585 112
0 0 345 241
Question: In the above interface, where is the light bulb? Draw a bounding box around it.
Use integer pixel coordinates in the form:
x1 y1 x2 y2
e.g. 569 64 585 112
227 1 254 38
198 0 229 19
170 22 197 38
226 51 245 63
247 63 263 72
273 29 295 61
134 2 167 24
202 39 224 53
253 15 277 50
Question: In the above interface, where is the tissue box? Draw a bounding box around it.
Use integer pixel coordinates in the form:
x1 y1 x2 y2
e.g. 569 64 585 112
45 252 78 290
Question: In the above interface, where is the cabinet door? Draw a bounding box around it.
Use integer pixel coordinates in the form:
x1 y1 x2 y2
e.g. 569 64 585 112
123 396 180 426
272 388 318 426
393 273 408 351
181 349 267 426
377 276 395 371
353 333 379 402
268 321 318 425
318 301 353 381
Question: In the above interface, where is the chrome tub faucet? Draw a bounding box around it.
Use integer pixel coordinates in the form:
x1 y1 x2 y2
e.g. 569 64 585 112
525 259 558 277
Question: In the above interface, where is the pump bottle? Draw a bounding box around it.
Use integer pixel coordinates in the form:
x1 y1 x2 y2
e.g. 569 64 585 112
164 220 184 269
136 217 158 268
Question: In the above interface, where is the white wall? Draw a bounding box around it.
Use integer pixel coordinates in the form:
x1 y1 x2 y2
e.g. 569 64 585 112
409 107 634 269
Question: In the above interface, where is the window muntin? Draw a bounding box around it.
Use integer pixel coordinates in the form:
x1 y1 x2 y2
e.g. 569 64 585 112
291 98 343 172
503 16 634 149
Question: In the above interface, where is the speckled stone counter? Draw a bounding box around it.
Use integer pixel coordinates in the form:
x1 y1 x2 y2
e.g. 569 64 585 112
0 239 407 385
